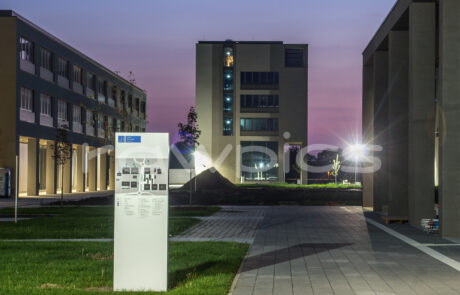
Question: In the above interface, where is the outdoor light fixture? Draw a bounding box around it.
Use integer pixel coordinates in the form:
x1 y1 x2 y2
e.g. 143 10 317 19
345 143 367 184
226 120 231 124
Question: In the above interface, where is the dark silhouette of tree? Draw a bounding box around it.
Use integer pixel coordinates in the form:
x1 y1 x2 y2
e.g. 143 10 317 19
177 106 201 205
52 126 72 205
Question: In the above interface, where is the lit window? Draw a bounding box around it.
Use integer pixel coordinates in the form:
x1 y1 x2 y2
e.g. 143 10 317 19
40 94 51 116
224 47 234 67
224 94 232 112
20 87 33 111
223 69 233 91
19 37 34 63
223 117 233 136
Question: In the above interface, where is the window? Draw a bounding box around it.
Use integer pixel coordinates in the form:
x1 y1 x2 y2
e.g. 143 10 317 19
240 118 279 132
97 113 103 129
241 95 279 109
20 87 33 111
223 69 233 91
223 94 232 112
73 65 83 84
285 48 304 67
120 91 126 110
223 117 233 136
141 101 146 114
111 86 117 100
40 48 53 71
87 72 95 90
20 37 34 63
57 100 67 121
224 47 234 67
241 141 279 181
86 110 94 126
58 58 69 78
73 106 81 123
135 98 140 112
241 72 279 87
40 94 51 116
128 95 133 110
98 79 105 94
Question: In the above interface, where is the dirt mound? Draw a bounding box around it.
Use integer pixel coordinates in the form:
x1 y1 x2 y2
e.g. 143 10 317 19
181 168 236 191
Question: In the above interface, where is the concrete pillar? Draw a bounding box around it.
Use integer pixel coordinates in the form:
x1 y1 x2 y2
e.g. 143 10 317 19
88 146 96 191
98 148 107 190
387 31 409 217
27 138 37 196
408 3 436 226
372 51 389 213
439 0 460 238
74 145 84 192
45 141 55 194
300 143 308 185
362 63 374 208
62 151 71 194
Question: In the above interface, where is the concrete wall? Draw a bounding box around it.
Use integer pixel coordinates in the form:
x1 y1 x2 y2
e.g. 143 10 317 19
0 17 17 196
362 63 374 208
439 0 460 238
408 2 436 226
387 31 409 217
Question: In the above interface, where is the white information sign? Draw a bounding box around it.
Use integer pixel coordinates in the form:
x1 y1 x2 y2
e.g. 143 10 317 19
114 132 169 291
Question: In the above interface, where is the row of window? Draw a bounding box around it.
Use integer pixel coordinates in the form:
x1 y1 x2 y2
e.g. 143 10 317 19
241 72 279 86
19 87 143 132
240 118 279 132
240 95 279 109
19 37 145 115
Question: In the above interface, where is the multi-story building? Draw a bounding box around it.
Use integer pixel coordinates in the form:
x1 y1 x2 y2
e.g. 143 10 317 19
196 40 308 184
362 0 460 238
0 11 146 197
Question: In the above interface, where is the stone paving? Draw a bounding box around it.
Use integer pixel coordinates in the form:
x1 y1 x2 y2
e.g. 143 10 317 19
229 206 460 295
170 206 267 243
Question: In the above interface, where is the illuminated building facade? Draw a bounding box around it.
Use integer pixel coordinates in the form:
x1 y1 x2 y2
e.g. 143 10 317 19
0 11 146 197
362 0 460 237
196 40 308 183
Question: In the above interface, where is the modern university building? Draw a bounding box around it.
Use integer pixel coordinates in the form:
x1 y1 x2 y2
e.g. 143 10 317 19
362 0 460 237
0 11 146 197
195 40 308 184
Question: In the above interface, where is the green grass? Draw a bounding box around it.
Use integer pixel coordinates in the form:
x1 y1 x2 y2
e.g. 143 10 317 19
236 182 362 189
0 241 248 295
0 206 217 239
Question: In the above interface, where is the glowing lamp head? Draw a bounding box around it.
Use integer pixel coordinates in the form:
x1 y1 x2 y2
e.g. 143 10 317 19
346 143 366 161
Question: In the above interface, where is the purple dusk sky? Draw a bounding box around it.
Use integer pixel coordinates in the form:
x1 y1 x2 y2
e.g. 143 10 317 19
3 0 395 148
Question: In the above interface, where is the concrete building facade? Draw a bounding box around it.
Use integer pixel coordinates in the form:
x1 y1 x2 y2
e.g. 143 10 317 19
196 40 308 184
362 0 460 238
0 11 146 197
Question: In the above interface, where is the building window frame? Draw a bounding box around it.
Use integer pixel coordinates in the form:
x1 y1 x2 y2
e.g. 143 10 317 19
20 87 34 112
40 94 52 116
19 37 34 63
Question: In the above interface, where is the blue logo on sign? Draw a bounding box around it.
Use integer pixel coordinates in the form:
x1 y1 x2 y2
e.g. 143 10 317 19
118 135 141 143
126 136 141 143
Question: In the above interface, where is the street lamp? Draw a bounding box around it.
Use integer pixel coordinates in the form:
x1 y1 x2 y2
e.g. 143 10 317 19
346 143 366 184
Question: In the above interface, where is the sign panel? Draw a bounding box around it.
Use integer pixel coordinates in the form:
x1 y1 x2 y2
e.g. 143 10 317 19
114 133 169 291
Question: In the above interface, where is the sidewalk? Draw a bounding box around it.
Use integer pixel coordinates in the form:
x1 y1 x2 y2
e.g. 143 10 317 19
229 206 460 295
0 191 113 209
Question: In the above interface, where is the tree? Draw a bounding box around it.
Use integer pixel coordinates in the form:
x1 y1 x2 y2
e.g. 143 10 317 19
52 127 72 205
331 154 341 185
177 106 201 205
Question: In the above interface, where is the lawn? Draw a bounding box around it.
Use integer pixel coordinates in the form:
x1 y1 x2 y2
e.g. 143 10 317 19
0 241 248 295
0 206 219 239
236 182 362 189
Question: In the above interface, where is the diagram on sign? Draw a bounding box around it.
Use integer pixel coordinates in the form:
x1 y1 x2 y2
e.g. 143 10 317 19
115 158 168 195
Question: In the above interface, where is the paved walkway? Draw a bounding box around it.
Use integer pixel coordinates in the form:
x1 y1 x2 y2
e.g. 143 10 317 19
171 206 267 243
228 206 460 295
0 191 113 209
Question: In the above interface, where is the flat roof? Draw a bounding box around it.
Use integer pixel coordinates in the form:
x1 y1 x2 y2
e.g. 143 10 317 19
198 40 284 44
0 10 145 94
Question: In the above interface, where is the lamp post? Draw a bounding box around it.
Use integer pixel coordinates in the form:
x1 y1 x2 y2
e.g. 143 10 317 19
346 144 366 184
